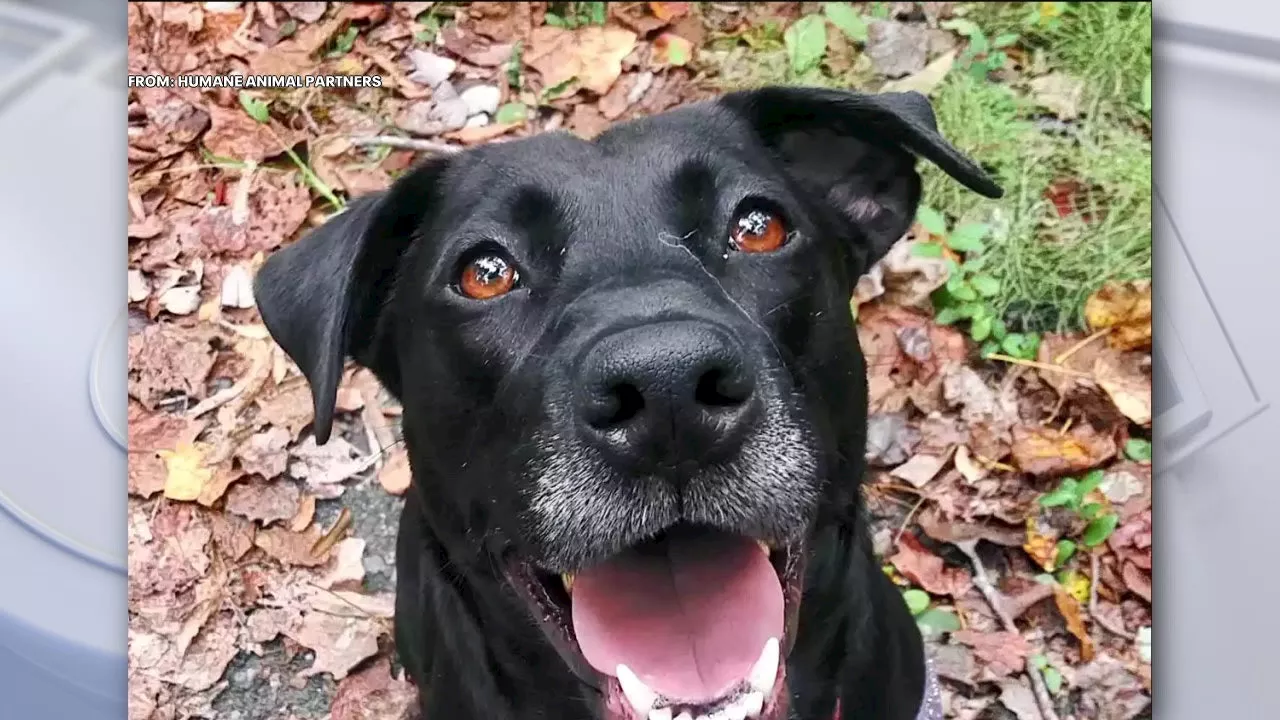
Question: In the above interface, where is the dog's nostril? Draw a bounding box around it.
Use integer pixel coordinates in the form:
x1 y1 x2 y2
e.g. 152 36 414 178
695 367 751 408
597 382 645 427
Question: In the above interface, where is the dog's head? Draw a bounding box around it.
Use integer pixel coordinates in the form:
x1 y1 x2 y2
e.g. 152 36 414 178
255 86 999 720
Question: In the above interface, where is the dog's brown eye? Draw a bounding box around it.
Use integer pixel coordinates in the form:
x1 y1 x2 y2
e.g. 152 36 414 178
459 255 518 300
730 209 787 253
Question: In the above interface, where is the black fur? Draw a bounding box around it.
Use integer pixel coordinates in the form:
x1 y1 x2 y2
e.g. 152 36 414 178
255 86 1000 720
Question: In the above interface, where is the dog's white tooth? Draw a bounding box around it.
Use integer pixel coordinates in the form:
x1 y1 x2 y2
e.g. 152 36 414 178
723 703 748 720
648 709 673 720
562 573 574 593
674 713 693 720
741 692 765 718
755 540 770 556
748 637 780 696
616 665 658 715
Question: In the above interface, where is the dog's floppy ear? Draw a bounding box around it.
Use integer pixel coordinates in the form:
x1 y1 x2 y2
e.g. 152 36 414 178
719 86 1002 268
253 159 448 443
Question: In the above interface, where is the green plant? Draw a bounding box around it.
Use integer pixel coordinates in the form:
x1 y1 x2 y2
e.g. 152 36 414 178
914 206 1041 360
238 92 270 123
326 25 359 57
941 18 1018 81
822 3 868 43
1125 438 1152 462
783 14 827 74
506 42 525 90
544 2 607 29
414 7 442 43
1031 653 1064 694
1039 469 1120 549
902 588 961 636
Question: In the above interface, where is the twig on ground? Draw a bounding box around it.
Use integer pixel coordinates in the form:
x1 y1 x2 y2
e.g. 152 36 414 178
987 353 1093 378
894 495 929 546
1054 328 1111 364
956 540 1061 720
1090 552 1137 640
350 135 462 154
310 507 354 559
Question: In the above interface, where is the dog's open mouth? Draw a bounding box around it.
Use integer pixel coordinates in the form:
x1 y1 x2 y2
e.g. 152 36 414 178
508 525 805 720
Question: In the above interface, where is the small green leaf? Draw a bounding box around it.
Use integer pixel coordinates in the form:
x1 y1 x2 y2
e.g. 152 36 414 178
278 19 298 38
1031 654 1050 670
971 315 992 342
784 15 828 74
902 589 931 616
1078 469 1105 497
970 274 1001 297
330 26 359 55
495 102 529 125
950 282 978 302
991 317 1007 341
969 32 990 56
1054 539 1077 568
956 302 985 319
1125 438 1152 462
1083 513 1120 547
1080 502 1103 521
947 222 989 252
238 91 270 123
916 206 948 235
544 12 566 27
542 76 578 100
941 18 981 38
935 307 960 325
1039 481 1078 508
1043 666 1064 694
822 3 868 42
980 339 1000 358
589 2 607 25
869 1 891 19
1034 573 1055 585
913 241 944 258
993 33 1019 48
915 608 961 633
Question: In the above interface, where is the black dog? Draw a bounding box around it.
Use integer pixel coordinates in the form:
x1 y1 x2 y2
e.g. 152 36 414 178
254 86 1000 720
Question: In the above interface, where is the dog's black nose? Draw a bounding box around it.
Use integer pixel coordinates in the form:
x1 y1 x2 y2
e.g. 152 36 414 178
576 321 759 470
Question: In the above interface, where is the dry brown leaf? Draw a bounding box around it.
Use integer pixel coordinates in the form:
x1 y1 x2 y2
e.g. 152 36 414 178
997 678 1040 720
1073 655 1151 720
951 630 1030 679
209 511 257 561
235 426 292 479
649 2 692 21
378 448 413 495
290 493 318 532
331 657 417 720
917 506 1025 547
1093 351 1152 426
881 49 956 95
1028 71 1085 120
280 2 328 23
1053 584 1095 660
225 478 303 525
1023 518 1059 572
128 503 213 602
128 324 215 409
204 105 292 164
889 533 972 597
160 442 215 501
255 524 331 567
257 380 317 439
953 445 986 483
569 102 612 140
1085 280 1152 351
447 121 523 145
889 451 950 488
525 25 638 95
439 25 515 67
289 435 371 499
287 611 385 680
250 16 344 74
1010 423 1116 478
319 537 367 590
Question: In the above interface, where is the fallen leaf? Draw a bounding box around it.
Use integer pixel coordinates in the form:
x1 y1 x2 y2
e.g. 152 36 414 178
235 426 292 479
319 538 367 590
1023 518 1059 572
525 25 638 95
890 533 972 597
250 17 343 74
1028 71 1085 120
1053 584 1095 660
439 25 514 67
255 524 330 567
280 2 327 23
209 511 256 561
446 121 522 145
881 49 956 95
1093 351 1151 426
918 506 1025 547
865 20 929 78
331 657 418 720
1121 561 1152 602
225 478 303 525
129 324 215 409
378 448 413 495
865 412 920 467
287 611 385 680
951 629 1030 679
954 444 986 483
1085 280 1152 351
890 451 951 488
257 381 317 439
1073 655 1151 720
289 435 372 499
997 678 1040 720
160 443 215 501
290 494 318 532
652 32 694 67
204 105 291 164
568 102 612 140
1010 424 1117 478
649 2 692 21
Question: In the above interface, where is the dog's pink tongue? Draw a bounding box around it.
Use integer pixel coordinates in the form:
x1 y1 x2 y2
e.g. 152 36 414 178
571 529 783 702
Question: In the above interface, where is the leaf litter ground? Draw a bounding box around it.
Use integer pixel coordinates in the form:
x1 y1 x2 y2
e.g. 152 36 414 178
125 4 1151 719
